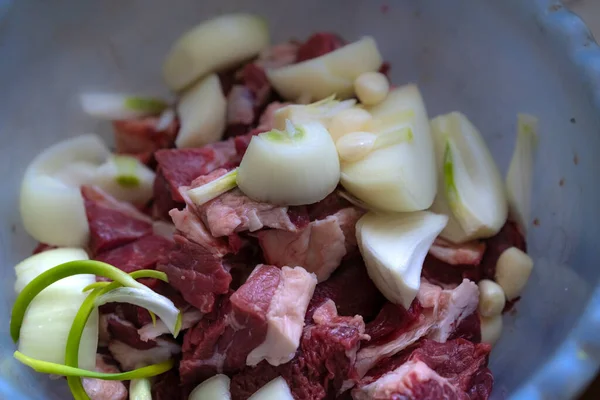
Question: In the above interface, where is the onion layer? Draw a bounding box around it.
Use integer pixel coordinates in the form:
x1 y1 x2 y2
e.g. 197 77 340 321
429 112 508 243
237 122 340 206
80 93 168 120
356 211 448 308
340 85 437 212
189 374 232 400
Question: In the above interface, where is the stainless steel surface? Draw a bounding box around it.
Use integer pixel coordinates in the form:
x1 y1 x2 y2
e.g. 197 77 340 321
1 1 600 399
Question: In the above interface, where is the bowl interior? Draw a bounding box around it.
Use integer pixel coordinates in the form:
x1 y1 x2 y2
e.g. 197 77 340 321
1 1 600 399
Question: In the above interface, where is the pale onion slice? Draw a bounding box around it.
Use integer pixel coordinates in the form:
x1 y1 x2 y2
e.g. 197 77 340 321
237 122 340 206
248 377 293 400
506 114 538 234
272 96 357 131
93 155 156 206
189 374 231 400
429 112 508 243
96 287 181 336
20 134 110 246
187 169 238 206
340 85 437 212
14 248 98 370
175 74 227 148
356 211 448 309
267 37 383 101
129 377 152 400
80 93 168 120
163 14 269 91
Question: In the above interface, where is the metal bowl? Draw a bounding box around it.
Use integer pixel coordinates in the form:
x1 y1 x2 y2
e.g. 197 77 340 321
1 1 599 399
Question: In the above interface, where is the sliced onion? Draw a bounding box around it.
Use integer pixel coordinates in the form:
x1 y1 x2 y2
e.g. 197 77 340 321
175 74 227 148
189 374 232 400
506 114 538 234
93 155 155 206
80 93 168 120
272 96 357 130
129 377 152 400
187 169 238 206
14 248 97 371
248 377 293 400
429 112 508 243
163 14 269 91
267 37 383 101
356 211 448 308
237 122 340 206
20 134 110 246
340 85 437 212
96 287 181 336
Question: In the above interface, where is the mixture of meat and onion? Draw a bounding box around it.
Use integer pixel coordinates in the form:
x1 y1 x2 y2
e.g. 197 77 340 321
11 13 537 400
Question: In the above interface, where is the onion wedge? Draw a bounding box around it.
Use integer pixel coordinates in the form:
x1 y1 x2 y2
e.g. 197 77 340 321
189 374 232 400
80 93 168 120
429 112 508 243
356 211 448 308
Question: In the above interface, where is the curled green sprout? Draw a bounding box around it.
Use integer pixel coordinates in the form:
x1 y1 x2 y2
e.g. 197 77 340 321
11 263 180 400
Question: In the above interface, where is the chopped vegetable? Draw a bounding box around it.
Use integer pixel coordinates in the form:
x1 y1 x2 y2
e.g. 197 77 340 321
354 71 390 106
20 134 110 246
429 112 508 243
477 279 506 317
237 121 340 206
494 247 533 300
506 113 538 234
340 85 437 212
187 169 239 206
163 14 270 91
175 74 227 148
356 211 448 308
248 377 294 400
129 377 152 400
272 96 357 131
480 315 503 346
189 374 232 400
335 132 377 162
14 249 97 370
328 107 373 141
267 37 383 101
80 93 168 120
94 155 155 206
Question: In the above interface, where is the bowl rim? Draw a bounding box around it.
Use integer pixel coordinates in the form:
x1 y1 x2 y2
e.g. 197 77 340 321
511 2 600 399
2 0 600 399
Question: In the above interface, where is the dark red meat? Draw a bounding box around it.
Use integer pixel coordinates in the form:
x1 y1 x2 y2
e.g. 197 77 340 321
112 115 178 155
306 257 385 323
365 301 423 346
449 312 482 343
296 33 346 63
158 234 232 313
105 313 156 350
81 186 153 255
94 234 173 278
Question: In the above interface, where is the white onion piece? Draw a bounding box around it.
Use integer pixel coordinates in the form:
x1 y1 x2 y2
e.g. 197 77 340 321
248 377 293 400
187 169 238 206
340 85 437 212
429 112 508 243
96 287 181 336
356 211 448 308
80 93 168 120
272 97 356 131
267 37 383 101
93 155 155 206
506 113 538 234
237 122 340 206
328 107 373 141
20 134 110 246
175 74 227 148
480 315 503 346
138 310 203 342
188 374 231 400
130 377 152 400
164 14 269 91
15 248 98 370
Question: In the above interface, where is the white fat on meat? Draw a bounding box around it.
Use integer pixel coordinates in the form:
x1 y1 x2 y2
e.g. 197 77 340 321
258 208 362 282
138 309 203 342
352 360 463 400
227 85 255 125
428 237 486 266
82 355 127 400
98 313 111 347
169 207 230 256
108 339 181 371
247 266 317 366
355 279 479 378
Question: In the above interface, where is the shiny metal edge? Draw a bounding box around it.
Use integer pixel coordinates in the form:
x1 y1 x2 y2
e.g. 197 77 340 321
511 2 600 398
